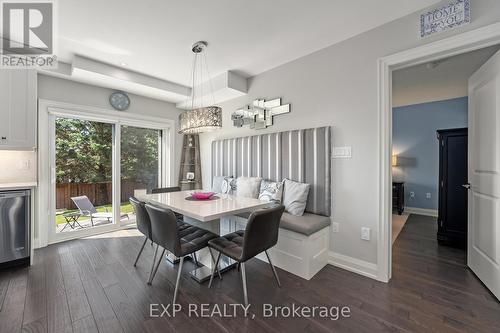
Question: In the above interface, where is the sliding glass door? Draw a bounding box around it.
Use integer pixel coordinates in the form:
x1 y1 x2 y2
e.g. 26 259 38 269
50 115 167 239
120 125 162 225
55 117 115 233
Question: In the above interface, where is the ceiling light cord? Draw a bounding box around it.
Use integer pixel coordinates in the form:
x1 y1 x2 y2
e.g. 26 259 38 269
200 50 204 109
186 40 217 111
204 51 216 106
178 41 222 135
186 53 197 111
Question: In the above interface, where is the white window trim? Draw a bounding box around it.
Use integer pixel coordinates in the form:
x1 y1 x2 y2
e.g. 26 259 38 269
37 99 176 247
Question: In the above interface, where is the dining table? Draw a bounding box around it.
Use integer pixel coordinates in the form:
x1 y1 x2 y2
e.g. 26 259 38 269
137 190 271 283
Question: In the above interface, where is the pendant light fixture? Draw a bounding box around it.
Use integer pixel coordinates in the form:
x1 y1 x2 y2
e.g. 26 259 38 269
178 41 222 134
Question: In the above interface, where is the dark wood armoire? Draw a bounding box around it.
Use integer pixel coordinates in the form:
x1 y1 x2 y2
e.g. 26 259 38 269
437 128 468 248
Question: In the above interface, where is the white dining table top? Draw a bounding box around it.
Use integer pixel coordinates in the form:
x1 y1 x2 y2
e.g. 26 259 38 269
137 190 270 222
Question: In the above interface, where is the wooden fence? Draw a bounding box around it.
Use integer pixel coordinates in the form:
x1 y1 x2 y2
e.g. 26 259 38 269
56 180 147 210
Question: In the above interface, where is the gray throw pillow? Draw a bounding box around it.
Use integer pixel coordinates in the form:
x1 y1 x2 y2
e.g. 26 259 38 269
221 177 236 194
212 176 235 194
236 177 262 198
282 178 310 216
259 180 284 202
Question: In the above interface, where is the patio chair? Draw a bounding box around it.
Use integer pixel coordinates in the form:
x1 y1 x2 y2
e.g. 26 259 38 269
71 195 129 226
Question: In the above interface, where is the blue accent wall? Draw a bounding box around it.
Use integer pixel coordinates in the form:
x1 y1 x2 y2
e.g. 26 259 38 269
392 97 468 210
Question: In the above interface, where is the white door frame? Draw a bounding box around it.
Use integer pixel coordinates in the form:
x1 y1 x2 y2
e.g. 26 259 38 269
37 99 176 247
377 22 500 282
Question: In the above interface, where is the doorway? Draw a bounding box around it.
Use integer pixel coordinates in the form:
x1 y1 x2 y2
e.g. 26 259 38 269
50 115 164 240
38 100 173 245
378 23 500 299
390 46 499 248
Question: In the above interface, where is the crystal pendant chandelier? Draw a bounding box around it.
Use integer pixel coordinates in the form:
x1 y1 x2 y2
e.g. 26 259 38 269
178 41 222 134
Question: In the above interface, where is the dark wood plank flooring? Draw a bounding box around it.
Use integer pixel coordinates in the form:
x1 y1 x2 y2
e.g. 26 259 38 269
0 214 499 332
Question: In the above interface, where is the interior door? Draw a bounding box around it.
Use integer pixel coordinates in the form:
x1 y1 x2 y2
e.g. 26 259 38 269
467 49 500 300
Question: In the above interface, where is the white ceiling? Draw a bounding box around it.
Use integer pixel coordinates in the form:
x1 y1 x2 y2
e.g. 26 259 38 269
393 45 500 107
56 0 441 99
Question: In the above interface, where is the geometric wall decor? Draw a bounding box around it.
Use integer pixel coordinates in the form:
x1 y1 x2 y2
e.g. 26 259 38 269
231 98 290 129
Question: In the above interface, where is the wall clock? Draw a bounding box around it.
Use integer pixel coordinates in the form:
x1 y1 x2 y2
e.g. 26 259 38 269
109 91 130 111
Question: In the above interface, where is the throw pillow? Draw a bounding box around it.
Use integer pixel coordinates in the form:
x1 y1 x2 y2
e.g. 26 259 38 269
212 176 225 192
258 180 284 202
282 178 310 216
221 177 236 194
236 177 262 198
212 176 236 194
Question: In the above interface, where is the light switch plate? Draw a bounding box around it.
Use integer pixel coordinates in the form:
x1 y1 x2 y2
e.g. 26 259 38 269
331 222 339 233
332 146 352 159
361 227 370 241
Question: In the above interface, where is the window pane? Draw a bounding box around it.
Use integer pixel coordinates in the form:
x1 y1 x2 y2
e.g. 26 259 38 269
120 125 161 224
55 117 115 233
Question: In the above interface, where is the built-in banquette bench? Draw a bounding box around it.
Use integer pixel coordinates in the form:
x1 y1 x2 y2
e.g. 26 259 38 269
212 126 331 280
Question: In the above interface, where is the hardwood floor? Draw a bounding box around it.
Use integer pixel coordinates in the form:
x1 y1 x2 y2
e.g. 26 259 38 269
0 214 499 332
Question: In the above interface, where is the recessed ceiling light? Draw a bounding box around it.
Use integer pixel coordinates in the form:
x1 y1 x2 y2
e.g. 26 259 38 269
120 62 128 66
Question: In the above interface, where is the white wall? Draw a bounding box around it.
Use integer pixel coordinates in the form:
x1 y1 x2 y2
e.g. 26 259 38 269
392 45 500 107
37 74 183 185
200 0 500 269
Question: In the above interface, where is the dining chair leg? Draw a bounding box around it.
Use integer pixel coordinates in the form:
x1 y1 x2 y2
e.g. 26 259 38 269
208 248 222 281
147 244 159 285
133 237 148 267
192 252 199 266
265 250 281 287
149 248 166 285
241 262 249 306
208 252 222 288
173 256 184 304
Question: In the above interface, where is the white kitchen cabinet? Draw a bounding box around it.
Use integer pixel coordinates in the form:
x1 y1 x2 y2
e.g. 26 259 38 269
0 69 37 150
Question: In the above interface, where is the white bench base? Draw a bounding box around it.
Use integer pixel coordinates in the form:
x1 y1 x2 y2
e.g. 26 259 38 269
222 216 330 280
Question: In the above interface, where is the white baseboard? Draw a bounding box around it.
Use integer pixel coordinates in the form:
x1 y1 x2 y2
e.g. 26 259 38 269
328 251 378 280
404 206 438 217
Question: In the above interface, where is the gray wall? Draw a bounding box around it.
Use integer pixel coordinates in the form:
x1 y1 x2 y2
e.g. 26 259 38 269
393 97 468 211
200 0 500 266
38 74 183 185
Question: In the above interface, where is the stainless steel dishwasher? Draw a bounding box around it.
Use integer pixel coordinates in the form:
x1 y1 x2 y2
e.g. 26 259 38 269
0 190 30 267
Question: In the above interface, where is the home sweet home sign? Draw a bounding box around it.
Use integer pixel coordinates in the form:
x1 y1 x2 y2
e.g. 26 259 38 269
420 0 470 37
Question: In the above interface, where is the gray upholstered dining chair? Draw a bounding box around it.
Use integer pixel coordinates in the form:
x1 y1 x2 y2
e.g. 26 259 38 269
144 203 221 304
207 204 285 306
149 186 199 264
151 186 181 194
129 197 152 267
150 187 184 221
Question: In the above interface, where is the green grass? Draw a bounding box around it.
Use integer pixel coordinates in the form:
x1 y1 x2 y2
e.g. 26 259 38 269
55 202 134 225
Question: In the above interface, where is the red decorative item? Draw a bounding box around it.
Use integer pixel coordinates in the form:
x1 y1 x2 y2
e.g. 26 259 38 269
190 191 215 200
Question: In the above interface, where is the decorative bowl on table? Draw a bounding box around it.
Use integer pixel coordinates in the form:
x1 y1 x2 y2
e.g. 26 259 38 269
189 191 215 200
